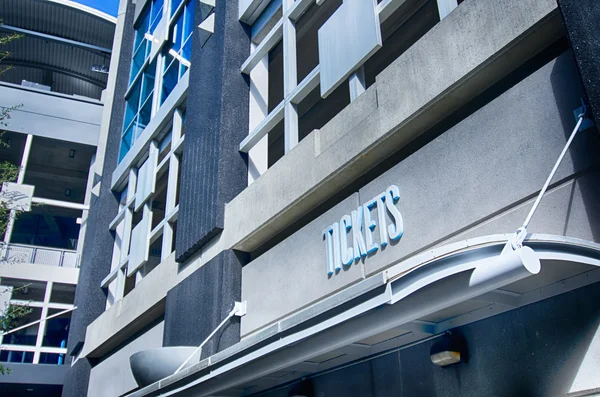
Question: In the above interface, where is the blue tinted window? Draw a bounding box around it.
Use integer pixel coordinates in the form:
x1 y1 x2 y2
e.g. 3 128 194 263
161 0 194 105
183 0 195 42
120 125 134 161
171 0 185 17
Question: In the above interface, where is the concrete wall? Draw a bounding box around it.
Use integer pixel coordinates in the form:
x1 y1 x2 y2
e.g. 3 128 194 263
0 363 68 385
163 250 242 357
259 280 600 397
87 319 164 397
0 263 79 285
175 0 250 263
241 51 600 336
0 83 102 146
223 0 564 254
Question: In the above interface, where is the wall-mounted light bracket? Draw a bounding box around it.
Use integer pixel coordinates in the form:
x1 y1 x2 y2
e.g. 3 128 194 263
234 300 247 317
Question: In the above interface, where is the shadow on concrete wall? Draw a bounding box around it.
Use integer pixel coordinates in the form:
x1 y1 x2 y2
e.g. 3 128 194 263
253 281 600 397
550 50 600 244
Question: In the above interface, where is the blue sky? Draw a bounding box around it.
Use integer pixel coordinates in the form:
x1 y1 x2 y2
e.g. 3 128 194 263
74 0 120 17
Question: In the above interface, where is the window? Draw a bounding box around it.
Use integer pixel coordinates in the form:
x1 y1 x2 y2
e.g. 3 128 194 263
161 0 195 104
42 309 71 348
105 110 185 306
130 0 164 83
242 0 444 183
0 280 74 365
119 0 194 162
2 307 42 346
170 0 185 17
0 350 34 364
4 279 46 302
121 60 157 161
49 283 76 304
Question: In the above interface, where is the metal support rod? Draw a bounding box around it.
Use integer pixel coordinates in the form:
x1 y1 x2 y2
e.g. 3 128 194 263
174 305 239 374
31 197 89 211
509 112 585 250
0 306 77 337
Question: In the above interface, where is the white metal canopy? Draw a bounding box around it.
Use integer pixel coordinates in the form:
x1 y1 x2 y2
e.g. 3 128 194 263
127 233 600 397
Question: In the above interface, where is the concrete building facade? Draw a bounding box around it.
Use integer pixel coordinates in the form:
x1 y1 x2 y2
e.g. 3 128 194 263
63 0 600 396
0 1 115 395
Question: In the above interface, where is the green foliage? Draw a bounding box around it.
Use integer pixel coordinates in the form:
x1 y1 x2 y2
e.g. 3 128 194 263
0 27 23 76
0 303 32 333
0 290 32 375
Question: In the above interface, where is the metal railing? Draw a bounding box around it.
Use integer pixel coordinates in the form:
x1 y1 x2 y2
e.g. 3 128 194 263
1 243 79 268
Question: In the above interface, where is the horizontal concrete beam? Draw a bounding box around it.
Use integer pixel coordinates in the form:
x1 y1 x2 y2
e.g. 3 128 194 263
0 84 103 147
0 262 79 284
223 0 563 252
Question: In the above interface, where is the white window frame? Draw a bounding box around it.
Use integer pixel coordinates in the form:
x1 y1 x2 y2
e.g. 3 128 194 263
240 0 458 183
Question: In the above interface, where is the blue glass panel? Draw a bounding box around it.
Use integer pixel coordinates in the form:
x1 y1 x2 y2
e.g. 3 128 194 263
120 123 134 161
133 119 146 141
124 80 141 128
170 0 185 17
182 36 192 63
42 316 70 348
134 10 150 49
161 59 179 104
39 353 61 365
139 97 153 132
183 0 195 43
142 60 157 104
131 44 147 83
180 63 188 78
0 350 33 363
172 12 184 51
150 0 164 33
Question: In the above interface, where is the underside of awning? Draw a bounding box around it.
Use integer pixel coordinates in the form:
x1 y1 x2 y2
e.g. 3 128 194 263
127 233 600 397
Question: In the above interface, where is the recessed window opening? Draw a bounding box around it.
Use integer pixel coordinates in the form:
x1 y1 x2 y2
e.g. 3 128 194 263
121 60 157 161
42 308 71 348
49 283 75 304
267 120 285 168
0 350 34 364
180 110 187 136
151 174 168 229
268 41 284 113
39 353 63 365
5 279 46 302
298 79 350 141
175 156 182 206
2 307 42 346
11 206 80 250
158 131 172 164
132 207 144 229
123 271 136 297
364 0 440 88
145 234 162 275
119 186 129 209
161 0 195 105
295 0 343 82
171 220 177 253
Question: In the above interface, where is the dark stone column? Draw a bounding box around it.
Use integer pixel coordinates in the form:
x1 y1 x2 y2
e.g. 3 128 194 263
62 359 92 397
557 0 600 123
162 250 242 356
175 1 250 263
62 1 136 396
